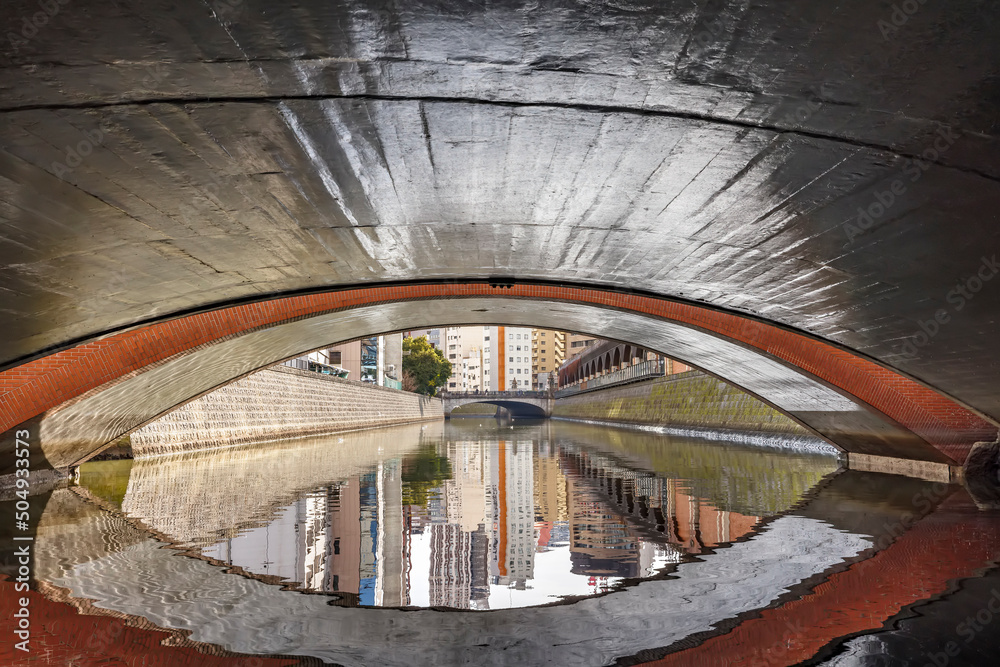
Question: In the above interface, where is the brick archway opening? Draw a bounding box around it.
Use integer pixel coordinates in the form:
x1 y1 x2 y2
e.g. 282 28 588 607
1 281 996 485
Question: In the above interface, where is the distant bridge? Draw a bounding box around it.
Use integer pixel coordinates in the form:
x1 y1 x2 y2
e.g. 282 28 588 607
440 391 553 419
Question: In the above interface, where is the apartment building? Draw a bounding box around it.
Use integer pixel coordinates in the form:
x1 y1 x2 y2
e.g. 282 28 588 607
566 332 599 356
486 326 532 390
531 329 566 390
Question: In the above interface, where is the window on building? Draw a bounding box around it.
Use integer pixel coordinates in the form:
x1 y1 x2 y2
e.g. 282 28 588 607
509 357 514 362
509 334 514 340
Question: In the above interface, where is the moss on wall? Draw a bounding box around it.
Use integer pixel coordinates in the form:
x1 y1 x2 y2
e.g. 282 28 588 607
553 371 808 435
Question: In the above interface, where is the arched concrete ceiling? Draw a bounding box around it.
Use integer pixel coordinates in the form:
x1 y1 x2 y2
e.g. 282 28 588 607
2 1 1000 437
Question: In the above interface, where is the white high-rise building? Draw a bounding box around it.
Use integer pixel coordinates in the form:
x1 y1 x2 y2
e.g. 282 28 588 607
438 325 533 392
444 326 487 391
485 326 532 391
461 355 482 392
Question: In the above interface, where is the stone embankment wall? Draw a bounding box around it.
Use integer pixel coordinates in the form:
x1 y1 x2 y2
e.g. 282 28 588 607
450 403 501 416
553 371 809 436
131 366 442 457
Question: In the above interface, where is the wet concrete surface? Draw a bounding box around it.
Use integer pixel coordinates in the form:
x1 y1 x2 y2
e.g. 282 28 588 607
1 2 1000 427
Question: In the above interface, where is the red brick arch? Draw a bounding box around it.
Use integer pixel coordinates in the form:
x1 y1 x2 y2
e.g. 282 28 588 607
0 282 995 464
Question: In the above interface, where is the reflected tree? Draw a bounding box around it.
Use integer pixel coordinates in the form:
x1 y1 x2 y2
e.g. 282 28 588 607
401 445 453 508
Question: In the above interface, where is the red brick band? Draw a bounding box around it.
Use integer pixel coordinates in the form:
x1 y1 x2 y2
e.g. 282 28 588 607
641 493 1000 666
0 576 298 666
0 283 994 462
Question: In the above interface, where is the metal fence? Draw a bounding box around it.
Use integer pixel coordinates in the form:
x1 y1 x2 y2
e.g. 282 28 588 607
553 358 666 398
438 390 549 399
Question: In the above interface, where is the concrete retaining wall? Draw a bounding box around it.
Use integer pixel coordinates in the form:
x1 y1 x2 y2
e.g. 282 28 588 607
450 403 501 416
553 371 809 435
130 366 442 457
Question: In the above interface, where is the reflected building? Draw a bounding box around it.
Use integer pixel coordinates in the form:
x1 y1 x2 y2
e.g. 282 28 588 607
534 451 568 523
359 460 407 607
559 448 762 578
567 475 646 578
429 523 490 609
486 440 536 587
327 481 362 595
198 429 763 610
534 448 568 552
427 440 490 609
201 462 409 607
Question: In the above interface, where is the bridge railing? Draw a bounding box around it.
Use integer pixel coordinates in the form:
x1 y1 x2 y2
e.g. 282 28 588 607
554 358 666 398
438 390 550 399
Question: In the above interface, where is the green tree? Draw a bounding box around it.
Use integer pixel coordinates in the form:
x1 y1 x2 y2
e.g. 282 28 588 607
402 335 452 395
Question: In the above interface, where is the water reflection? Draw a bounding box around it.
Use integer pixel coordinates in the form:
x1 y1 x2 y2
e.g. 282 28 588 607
101 420 838 610
29 420 1000 666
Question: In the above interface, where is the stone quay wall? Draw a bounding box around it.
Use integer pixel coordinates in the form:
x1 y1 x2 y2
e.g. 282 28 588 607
553 371 809 436
130 365 442 457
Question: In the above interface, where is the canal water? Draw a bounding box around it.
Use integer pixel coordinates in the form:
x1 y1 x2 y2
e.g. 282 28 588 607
7 419 1000 665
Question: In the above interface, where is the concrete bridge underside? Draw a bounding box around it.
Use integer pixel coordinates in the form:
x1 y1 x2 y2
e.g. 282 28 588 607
2 2 1000 482
444 395 552 419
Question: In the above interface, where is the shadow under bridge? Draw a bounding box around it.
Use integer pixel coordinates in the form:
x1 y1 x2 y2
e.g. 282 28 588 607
441 391 553 419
